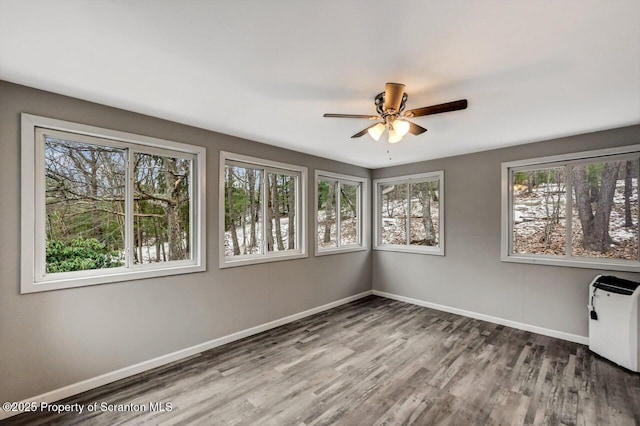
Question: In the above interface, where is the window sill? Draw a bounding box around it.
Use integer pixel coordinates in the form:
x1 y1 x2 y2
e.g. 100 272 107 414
315 245 367 257
501 254 640 272
220 251 308 269
22 262 206 294
373 245 444 256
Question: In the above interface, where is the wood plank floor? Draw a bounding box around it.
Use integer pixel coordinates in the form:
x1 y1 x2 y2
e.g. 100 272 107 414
5 296 640 425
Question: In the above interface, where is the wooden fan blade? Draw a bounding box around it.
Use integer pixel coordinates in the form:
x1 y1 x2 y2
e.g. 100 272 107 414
405 99 468 118
384 83 405 112
324 113 379 119
408 121 428 135
351 123 380 138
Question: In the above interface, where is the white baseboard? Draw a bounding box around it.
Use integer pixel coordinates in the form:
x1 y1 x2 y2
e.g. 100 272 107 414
372 290 589 346
0 290 373 421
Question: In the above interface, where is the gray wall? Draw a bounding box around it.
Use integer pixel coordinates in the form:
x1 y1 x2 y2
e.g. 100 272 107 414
372 125 640 338
0 81 372 402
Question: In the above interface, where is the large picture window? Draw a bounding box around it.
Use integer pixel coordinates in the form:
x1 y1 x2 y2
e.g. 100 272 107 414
502 145 640 271
21 114 206 293
373 171 444 255
315 171 367 255
220 152 307 268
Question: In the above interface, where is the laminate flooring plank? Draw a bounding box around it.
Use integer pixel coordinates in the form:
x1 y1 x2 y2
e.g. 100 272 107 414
334 364 433 425
4 296 639 426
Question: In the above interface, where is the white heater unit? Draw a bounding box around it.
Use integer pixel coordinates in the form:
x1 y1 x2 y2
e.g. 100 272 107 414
588 275 640 372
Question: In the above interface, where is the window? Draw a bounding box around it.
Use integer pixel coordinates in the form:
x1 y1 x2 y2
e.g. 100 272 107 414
373 171 444 255
502 145 640 271
220 152 307 268
21 114 206 293
315 171 367 255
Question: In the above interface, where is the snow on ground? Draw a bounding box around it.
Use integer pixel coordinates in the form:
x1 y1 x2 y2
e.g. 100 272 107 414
380 200 439 245
317 212 358 248
513 179 638 259
129 238 189 263
225 217 294 256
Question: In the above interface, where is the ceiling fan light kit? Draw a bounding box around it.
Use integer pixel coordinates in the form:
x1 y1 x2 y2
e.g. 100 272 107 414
392 119 410 136
367 122 386 141
324 82 468 144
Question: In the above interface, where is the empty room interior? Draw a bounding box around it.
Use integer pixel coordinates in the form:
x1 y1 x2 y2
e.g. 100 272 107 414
1 0 640 424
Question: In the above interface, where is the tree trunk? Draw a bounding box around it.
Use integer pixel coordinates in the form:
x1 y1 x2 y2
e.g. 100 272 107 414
266 181 274 252
136 209 143 263
573 165 595 244
420 185 436 246
591 163 620 251
154 219 161 262
226 167 241 256
89 151 102 242
161 233 167 261
272 175 284 250
165 159 186 260
323 183 334 243
625 160 633 227
573 163 620 252
248 170 258 252
541 170 563 247
241 186 248 255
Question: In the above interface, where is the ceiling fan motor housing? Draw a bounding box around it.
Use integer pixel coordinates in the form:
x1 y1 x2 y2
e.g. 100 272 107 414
375 84 408 116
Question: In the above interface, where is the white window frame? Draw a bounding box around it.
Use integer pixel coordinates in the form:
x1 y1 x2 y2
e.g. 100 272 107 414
314 170 368 256
21 114 206 294
373 171 445 256
501 144 640 272
219 151 308 268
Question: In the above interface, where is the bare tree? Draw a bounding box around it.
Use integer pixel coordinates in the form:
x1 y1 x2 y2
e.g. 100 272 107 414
418 183 436 246
226 167 241 255
625 160 634 227
266 179 275 252
163 158 186 259
573 163 621 252
248 170 259 252
270 175 284 250
541 169 565 248
323 183 335 244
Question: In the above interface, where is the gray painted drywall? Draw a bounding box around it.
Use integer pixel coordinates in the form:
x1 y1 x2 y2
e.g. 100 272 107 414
372 125 640 338
0 81 372 402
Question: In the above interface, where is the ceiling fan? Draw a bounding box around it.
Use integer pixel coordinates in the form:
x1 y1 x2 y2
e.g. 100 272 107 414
323 83 467 144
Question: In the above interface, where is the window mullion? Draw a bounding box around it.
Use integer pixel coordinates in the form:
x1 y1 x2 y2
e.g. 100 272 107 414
299 175 303 252
406 183 411 246
35 131 47 279
125 149 135 268
376 183 381 246
190 159 195 262
637 157 640 262
566 165 572 257
336 181 341 247
262 168 268 255
507 169 515 254
357 184 362 245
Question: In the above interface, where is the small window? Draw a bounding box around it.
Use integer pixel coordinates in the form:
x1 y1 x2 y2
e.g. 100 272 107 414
315 171 367 255
220 152 307 268
502 145 640 271
21 114 206 293
374 171 444 255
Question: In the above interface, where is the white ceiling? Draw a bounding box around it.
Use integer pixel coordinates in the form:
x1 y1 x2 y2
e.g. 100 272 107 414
1 0 639 168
